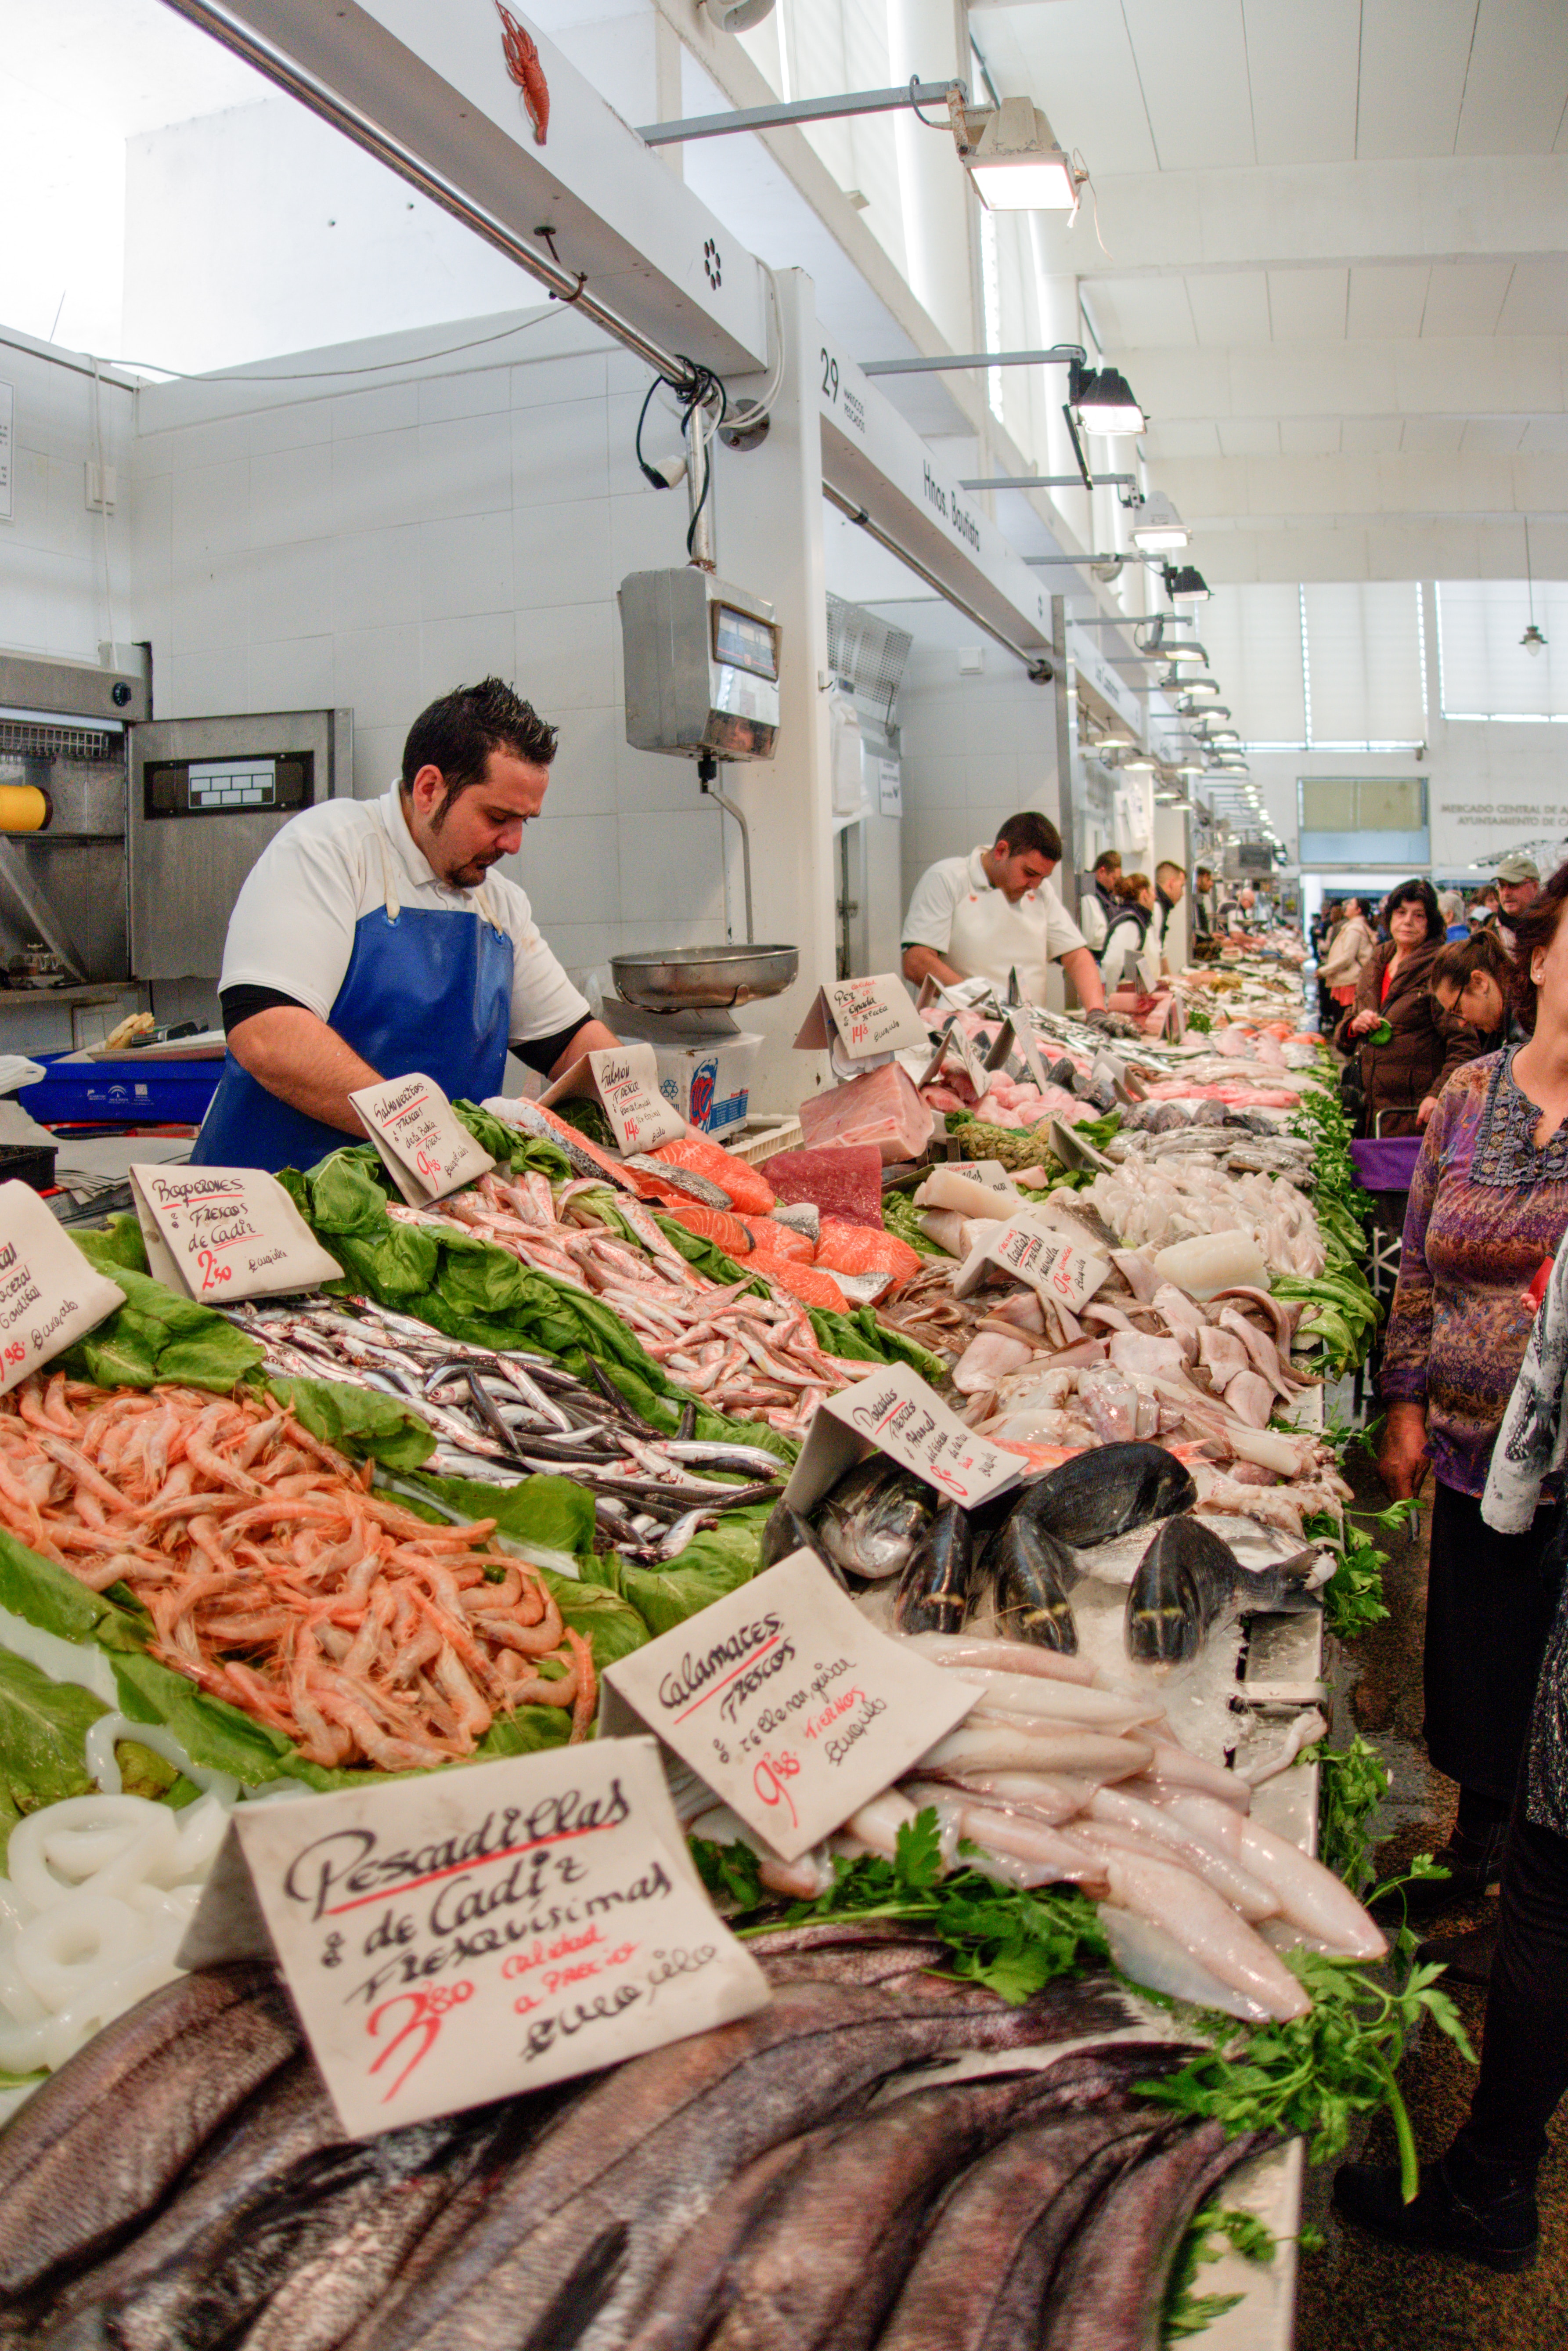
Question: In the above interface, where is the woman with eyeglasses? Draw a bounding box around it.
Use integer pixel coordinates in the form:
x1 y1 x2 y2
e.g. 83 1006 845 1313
1337 878 1481 1137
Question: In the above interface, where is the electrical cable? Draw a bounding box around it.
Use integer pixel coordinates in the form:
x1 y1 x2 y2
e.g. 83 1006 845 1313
88 355 118 667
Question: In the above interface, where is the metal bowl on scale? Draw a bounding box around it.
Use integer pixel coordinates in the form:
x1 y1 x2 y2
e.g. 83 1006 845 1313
610 944 799 1013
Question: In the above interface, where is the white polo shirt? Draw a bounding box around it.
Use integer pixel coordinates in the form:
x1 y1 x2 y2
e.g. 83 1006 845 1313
902 845 1088 1000
218 782 590 1047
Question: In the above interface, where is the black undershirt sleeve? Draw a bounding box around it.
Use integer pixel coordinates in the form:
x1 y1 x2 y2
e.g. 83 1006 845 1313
509 1018 594 1077
220 985 309 1033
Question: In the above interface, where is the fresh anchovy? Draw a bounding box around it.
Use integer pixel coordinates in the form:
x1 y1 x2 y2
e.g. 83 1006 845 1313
980 1515 1081 1652
1125 1517 1320 1663
1016 1443 1197 1549
624 1156 732 1210
1038 2121 1269 2351
54 2060 344 2351
814 1459 938 1582
353 1976 1130 2351
0 1964 299 2296
894 1504 972 1636
875 2109 1164 2351
657 1508 720 1560
662 1440 788 1476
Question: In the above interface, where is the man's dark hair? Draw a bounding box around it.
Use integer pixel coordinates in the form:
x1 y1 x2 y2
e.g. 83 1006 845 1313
1093 848 1121 875
994 811 1062 862
401 679 558 811
1196 865 1212 881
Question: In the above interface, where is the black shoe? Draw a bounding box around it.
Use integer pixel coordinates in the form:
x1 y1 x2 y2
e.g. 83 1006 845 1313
1416 1918 1496 1986
1333 2154 1538 2272
1372 1832 1504 1926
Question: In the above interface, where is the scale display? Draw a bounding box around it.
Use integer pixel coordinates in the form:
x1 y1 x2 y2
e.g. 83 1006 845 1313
143 753 312 819
712 603 779 682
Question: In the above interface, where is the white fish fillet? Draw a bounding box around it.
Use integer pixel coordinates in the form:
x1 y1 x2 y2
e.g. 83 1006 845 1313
1086 1788 1279 1922
1236 1816 1387 1960
919 1723 1153 1781
902 1633 1099 1687
948 1669 1167 1730
1095 1846 1311 2022
1098 1903 1273 2025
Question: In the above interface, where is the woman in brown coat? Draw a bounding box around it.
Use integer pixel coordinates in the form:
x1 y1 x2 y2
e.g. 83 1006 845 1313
1337 878 1482 1135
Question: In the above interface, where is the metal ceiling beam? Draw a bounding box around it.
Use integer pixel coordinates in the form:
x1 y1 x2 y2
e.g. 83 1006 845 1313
639 80 958 145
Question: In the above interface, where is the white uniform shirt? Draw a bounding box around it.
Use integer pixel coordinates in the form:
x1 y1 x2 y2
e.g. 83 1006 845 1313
902 846 1087 1000
218 782 590 1047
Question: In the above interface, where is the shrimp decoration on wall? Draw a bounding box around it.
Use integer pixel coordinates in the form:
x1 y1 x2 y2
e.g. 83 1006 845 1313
495 1 550 143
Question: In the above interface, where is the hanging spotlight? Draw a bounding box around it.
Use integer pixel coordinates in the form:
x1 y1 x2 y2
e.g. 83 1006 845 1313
1127 491 1188 551
1137 616 1208 666
1119 754 1156 773
1173 675 1222 702
1523 622 1548 657
1068 359 1146 436
1162 562 1210 601
1521 517 1548 655
950 94 1083 210
1204 727 1241 746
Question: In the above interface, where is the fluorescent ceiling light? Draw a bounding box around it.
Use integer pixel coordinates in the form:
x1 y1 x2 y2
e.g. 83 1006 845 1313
1120 755 1156 772
957 97 1081 210
1159 637 1208 666
1163 563 1210 602
1129 493 1187 552
1175 677 1222 702
1206 728 1241 746
1093 729 1135 749
1069 359 1146 437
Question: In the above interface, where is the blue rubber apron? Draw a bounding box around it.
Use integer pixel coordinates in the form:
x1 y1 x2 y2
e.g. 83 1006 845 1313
193 813 515 1174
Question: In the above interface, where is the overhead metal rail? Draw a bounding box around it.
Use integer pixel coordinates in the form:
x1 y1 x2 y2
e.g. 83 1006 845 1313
823 482 1052 684
640 80 958 146
159 0 705 397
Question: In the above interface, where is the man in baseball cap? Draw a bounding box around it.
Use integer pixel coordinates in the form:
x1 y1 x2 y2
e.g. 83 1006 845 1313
1495 854 1541 953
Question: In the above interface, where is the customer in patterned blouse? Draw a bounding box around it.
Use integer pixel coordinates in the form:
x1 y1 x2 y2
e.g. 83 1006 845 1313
1379 860 1568 1920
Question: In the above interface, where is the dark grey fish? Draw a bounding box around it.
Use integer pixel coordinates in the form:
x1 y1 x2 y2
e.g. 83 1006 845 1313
1125 1517 1320 1663
0 1963 299 2297
980 1514 1081 1651
38 2057 342 2350
234 2109 518 2351
125 2113 485 2351
1016 1443 1197 1549
1038 2122 1269 2351
618 2134 835 2351
353 1975 1131 2351
750 1937 950 1987
758 1499 843 1582
686 2047 1187 2351
814 1458 937 1581
894 1504 972 1635
869 2109 1163 2351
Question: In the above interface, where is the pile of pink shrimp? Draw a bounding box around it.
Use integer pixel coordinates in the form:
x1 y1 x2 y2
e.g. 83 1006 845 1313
0 1372 594 1772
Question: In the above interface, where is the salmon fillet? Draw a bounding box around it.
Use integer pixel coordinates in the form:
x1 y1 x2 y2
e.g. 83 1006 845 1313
648 1134 776 1216
812 1217 923 1286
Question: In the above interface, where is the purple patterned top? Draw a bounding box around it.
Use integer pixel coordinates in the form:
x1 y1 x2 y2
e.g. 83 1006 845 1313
1382 1051 1568 1497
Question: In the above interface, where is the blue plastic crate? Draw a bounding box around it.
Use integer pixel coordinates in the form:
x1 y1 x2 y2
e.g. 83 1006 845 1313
17 1051 222 1127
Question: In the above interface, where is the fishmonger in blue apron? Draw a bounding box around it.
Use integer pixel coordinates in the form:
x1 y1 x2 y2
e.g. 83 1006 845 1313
195 679 617 1174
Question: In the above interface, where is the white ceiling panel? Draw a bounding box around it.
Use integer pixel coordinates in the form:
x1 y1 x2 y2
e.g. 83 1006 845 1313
1093 277 1197 348
1280 419 1343 455
1496 261 1568 337
1420 263 1516 336
1520 417 1568 453
1187 272 1272 345
1242 0 1359 165
1218 419 1282 456
1401 418 1468 452
1267 269 1349 343
1456 0 1568 155
1354 0 1478 159
1119 0 1257 170
1346 266 1431 341
970 1 1160 175
4 0 266 134
1460 417 1528 454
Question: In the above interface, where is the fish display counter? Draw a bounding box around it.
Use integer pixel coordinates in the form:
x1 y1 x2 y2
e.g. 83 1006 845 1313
0 958 1437 2350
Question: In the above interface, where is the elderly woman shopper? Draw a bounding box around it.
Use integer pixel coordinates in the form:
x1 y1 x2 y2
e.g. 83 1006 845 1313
1338 878 1480 1135
1378 863 1568 1920
1319 895 1375 1013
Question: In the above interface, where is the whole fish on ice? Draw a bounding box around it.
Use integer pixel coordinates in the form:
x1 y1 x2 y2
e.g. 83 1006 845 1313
814 1459 938 1581
1125 1516 1320 1662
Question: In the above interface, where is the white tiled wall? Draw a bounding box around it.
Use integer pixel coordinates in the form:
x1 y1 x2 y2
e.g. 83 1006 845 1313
129 320 739 993
0 337 133 666
891 638 1062 916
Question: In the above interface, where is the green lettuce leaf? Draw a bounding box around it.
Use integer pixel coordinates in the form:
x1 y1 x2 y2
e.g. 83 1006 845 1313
0 1651 105 1821
57 1224 265 1393
615 1504 772 1635
264 1376 435 1473
0 1529 146 1652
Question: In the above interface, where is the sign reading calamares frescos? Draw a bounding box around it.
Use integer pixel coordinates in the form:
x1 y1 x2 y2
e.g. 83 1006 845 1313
601 1553 975 1861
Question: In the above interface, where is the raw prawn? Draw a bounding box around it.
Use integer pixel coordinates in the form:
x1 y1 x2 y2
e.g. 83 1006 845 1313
495 1 549 142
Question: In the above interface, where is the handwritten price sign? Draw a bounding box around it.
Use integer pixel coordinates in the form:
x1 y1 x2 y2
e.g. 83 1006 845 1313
793 973 930 1066
177 1741 768 2139
602 1554 975 1862
129 1166 340 1304
349 1073 496 1207
538 1043 687 1155
0 1182 126 1397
